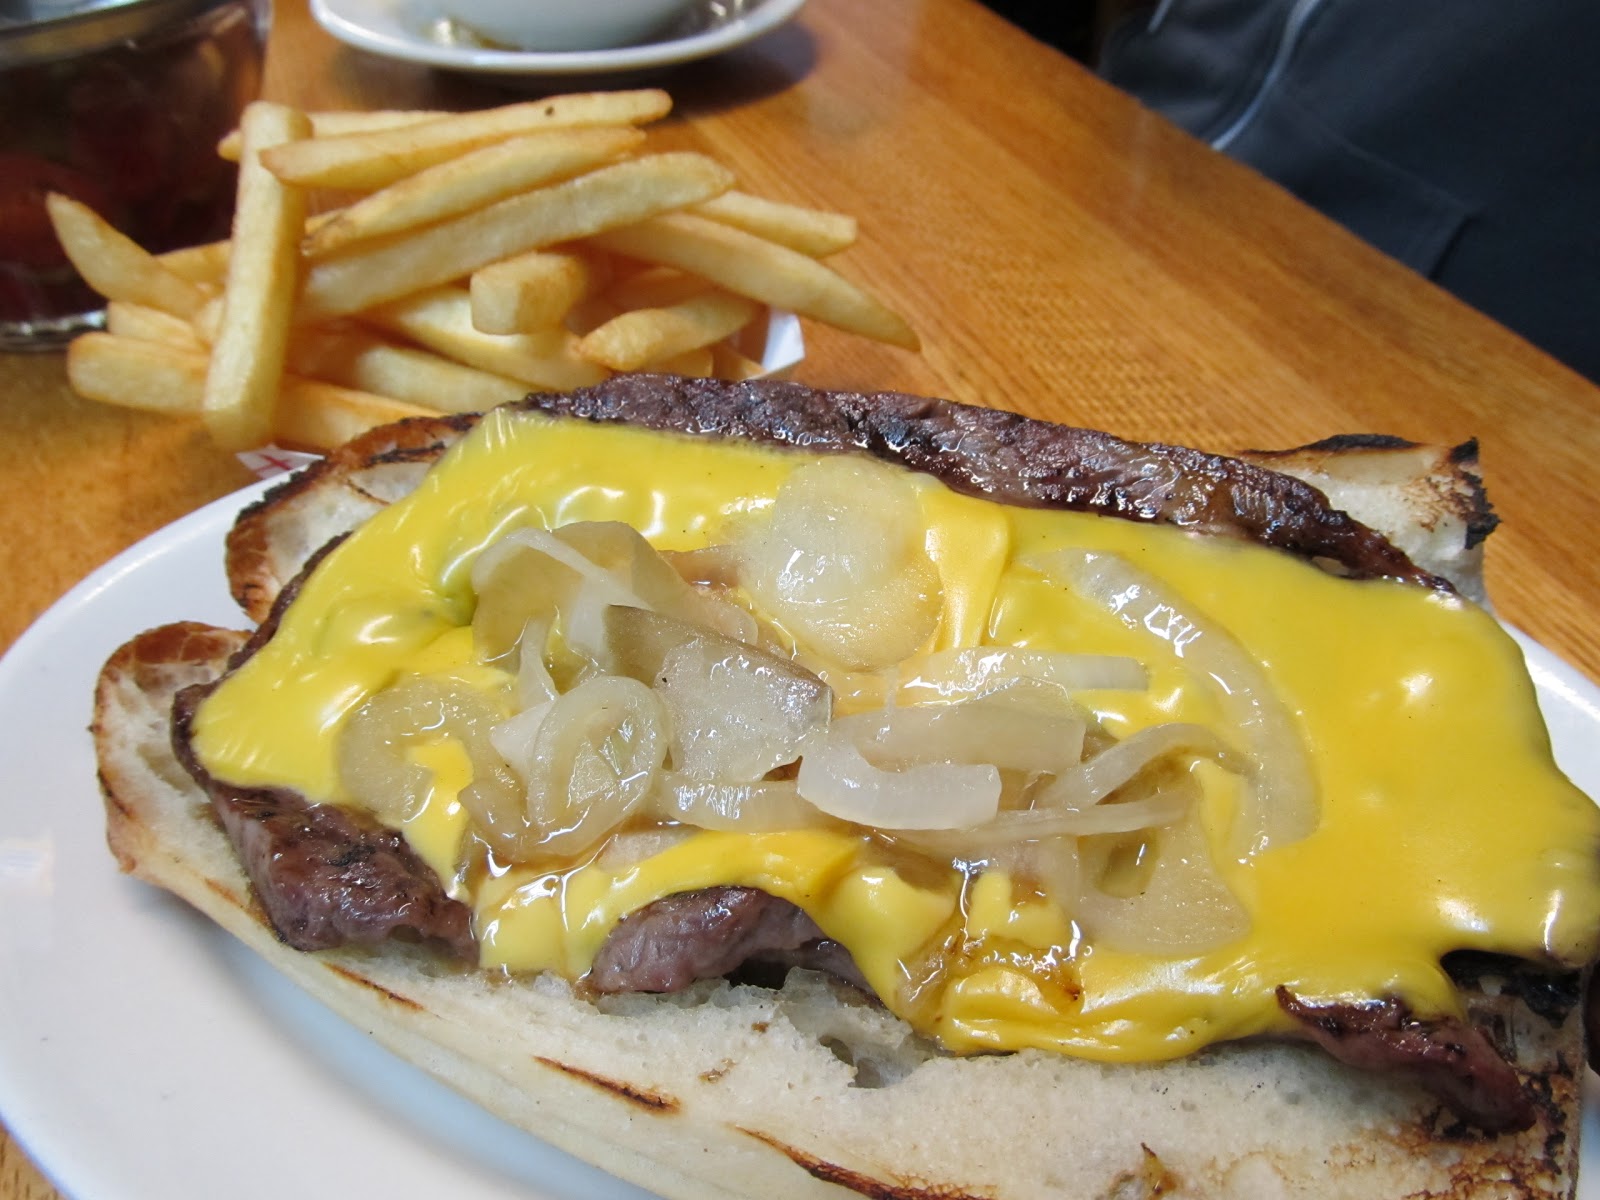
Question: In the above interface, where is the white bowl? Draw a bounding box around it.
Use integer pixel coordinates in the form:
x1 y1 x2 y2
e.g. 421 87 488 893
439 0 696 49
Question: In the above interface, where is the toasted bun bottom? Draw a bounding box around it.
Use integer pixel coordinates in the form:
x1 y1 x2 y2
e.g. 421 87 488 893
93 622 1582 1200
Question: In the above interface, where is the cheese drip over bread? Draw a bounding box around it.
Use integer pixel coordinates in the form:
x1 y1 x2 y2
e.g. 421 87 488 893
191 406 1600 1061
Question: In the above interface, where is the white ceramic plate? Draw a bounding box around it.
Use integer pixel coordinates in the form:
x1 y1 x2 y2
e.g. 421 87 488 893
309 0 805 76
0 484 1597 1199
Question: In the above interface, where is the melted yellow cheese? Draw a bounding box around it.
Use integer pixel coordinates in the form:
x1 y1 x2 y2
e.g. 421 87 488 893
191 406 1600 1061
401 737 471 893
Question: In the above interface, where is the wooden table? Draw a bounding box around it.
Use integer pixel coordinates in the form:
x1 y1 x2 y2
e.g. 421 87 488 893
4 0 1598 1194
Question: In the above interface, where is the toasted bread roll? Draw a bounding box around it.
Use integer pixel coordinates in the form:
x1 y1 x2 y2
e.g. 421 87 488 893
98 380 1587 1200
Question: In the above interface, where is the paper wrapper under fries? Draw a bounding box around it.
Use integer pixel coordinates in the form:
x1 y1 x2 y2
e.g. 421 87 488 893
47 89 914 461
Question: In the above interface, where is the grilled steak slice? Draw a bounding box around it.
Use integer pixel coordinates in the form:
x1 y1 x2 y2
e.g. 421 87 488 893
169 681 475 960
525 375 1446 589
163 538 475 958
589 885 867 994
1276 987 1536 1133
230 379 1480 629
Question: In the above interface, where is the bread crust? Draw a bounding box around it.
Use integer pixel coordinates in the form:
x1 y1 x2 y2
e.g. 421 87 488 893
1238 435 1495 604
99 388 1580 1199
227 414 475 623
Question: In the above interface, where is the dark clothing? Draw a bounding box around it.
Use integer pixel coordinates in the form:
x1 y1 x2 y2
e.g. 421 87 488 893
1098 0 1600 381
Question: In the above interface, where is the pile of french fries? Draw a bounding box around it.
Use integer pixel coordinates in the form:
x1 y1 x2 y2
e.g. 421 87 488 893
49 89 919 454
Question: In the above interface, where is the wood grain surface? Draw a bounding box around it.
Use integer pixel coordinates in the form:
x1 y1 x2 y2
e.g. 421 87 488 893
4 0 1597 1194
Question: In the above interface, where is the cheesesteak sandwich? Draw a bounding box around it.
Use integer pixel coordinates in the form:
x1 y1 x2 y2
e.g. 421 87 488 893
94 376 1600 1199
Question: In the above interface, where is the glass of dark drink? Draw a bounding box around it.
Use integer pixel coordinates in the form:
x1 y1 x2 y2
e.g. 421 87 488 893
0 0 267 350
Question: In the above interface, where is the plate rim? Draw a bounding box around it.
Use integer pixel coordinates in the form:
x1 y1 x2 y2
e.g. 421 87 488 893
308 0 807 75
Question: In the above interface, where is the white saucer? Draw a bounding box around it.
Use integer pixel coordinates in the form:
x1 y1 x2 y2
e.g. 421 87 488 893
310 0 807 75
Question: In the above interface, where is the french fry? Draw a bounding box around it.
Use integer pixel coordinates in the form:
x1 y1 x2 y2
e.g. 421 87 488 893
203 101 312 450
562 292 622 337
289 327 530 413
276 377 435 452
577 289 758 372
470 249 595 333
362 287 608 390
104 301 207 349
219 110 443 161
60 85 920 454
298 153 735 321
691 191 858 257
45 194 211 319
603 266 707 312
590 212 920 350
261 90 673 190
304 128 646 259
157 210 345 286
709 340 770 381
66 332 208 413
155 239 232 286
67 332 431 449
190 295 224 343
643 345 714 377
